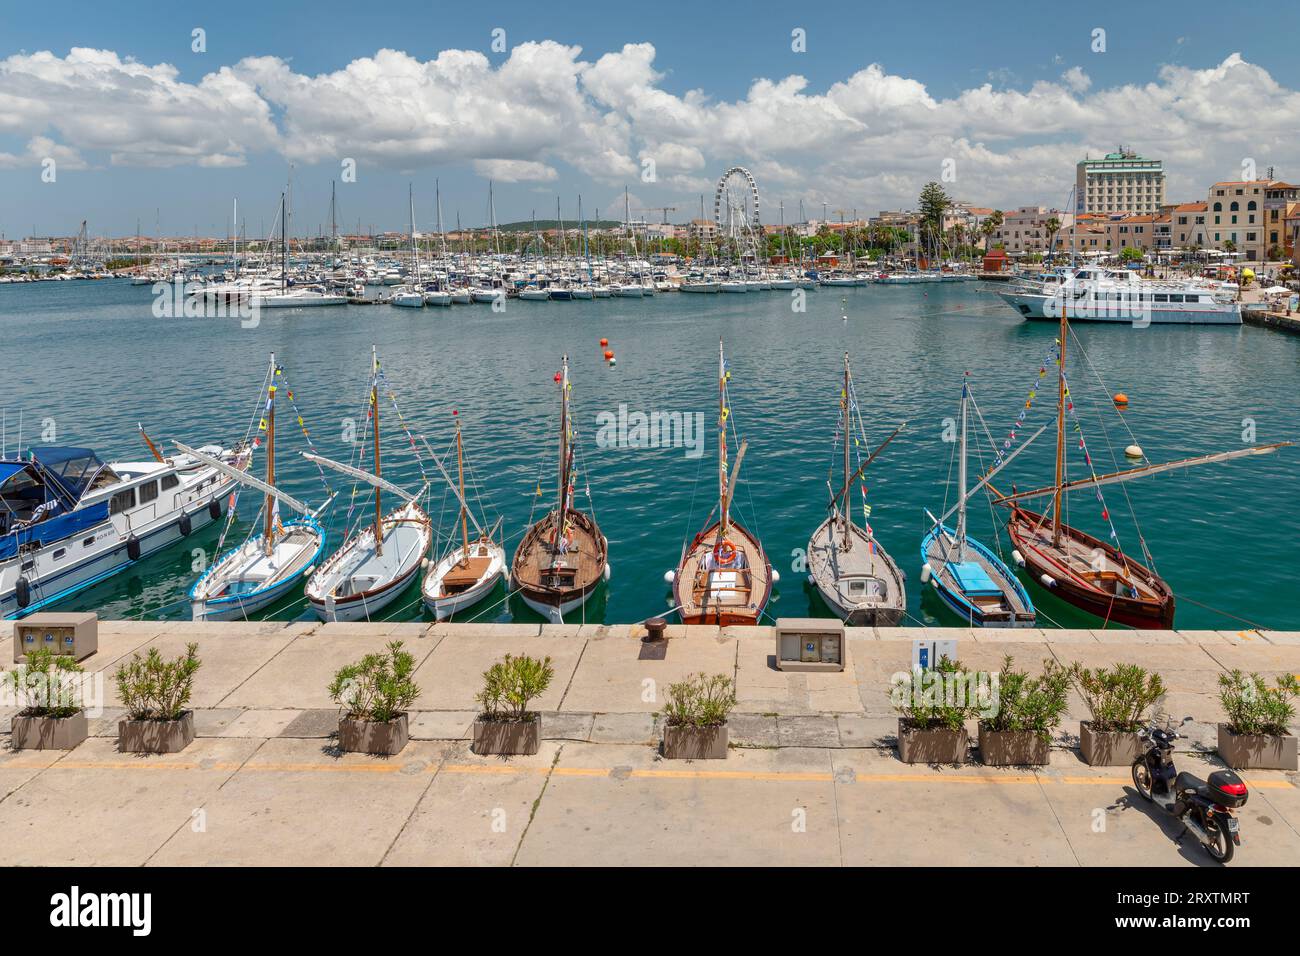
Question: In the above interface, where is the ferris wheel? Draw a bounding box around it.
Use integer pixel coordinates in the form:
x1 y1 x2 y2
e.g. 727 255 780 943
713 166 761 244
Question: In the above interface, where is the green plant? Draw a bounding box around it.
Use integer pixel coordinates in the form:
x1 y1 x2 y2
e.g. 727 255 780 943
328 640 420 722
477 654 553 722
3 648 85 718
983 655 1070 742
892 656 980 732
114 643 201 720
1218 670 1299 737
1068 663 1164 733
659 673 736 728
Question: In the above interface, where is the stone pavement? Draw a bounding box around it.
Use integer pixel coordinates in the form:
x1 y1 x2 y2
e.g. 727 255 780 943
1 621 1297 866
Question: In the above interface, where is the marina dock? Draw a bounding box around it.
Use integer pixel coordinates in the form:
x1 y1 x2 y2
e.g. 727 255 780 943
2 619 1297 866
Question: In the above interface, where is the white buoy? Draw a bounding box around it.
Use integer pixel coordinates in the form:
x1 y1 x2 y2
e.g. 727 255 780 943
1040 573 1057 588
920 563 932 584
604 564 612 582
663 569 675 584
806 574 815 586
1011 549 1025 567
771 569 780 584
1124 444 1143 459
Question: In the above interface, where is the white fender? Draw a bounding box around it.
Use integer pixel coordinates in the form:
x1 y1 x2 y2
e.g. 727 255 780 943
663 569 675 584
604 563 612 582
1011 549 1025 567
920 563 932 584
771 569 780 584
1040 573 1056 588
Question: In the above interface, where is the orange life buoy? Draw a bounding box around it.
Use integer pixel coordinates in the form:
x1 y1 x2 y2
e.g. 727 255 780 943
713 540 737 567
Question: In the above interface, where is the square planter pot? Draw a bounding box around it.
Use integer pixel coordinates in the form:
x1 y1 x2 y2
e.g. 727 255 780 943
662 723 729 760
897 718 968 764
338 713 409 756
472 715 540 755
10 711 87 750
1079 721 1146 767
979 725 1050 766
118 711 195 754
1217 724 1298 771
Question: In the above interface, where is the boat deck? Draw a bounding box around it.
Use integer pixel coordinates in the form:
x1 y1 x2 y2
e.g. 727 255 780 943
808 518 905 619
676 521 770 623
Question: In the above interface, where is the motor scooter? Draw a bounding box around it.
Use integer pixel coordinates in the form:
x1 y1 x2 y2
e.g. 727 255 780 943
1131 715 1248 864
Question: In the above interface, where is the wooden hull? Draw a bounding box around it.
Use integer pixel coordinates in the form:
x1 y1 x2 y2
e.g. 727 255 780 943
509 509 607 622
807 517 906 626
422 539 506 621
1007 507 1174 628
674 520 771 626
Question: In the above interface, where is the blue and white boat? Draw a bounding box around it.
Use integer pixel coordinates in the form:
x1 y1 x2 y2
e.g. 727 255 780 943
1 439 250 619
185 355 335 622
920 376 1039 628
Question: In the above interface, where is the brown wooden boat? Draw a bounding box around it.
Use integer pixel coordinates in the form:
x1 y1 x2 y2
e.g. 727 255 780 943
673 339 771 625
510 355 608 621
994 303 1289 629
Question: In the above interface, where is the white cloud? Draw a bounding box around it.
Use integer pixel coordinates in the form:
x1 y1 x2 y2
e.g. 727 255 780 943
2 44 1299 213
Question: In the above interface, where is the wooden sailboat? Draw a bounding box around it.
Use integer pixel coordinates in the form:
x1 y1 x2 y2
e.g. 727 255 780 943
997 308 1291 628
182 355 332 621
921 374 1040 627
807 353 906 625
421 414 505 620
510 355 608 622
673 339 773 625
304 348 432 622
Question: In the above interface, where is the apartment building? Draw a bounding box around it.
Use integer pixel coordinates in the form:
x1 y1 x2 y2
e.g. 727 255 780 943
1076 148 1166 215
1207 180 1268 260
991 206 1073 254
1263 182 1299 258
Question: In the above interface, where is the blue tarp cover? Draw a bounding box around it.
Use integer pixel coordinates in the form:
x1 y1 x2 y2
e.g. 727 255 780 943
951 561 1002 596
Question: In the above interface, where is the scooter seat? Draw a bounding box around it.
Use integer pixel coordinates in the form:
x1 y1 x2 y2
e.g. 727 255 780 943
1175 770 1207 795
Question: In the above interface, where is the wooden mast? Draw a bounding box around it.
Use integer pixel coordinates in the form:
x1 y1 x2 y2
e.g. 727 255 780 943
372 346 383 557
718 338 729 539
456 414 470 565
842 352 852 549
1052 302 1067 547
553 355 569 551
956 375 969 562
263 354 276 556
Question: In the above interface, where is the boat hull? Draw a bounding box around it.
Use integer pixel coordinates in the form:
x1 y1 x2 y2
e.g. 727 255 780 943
674 520 772 626
421 541 506 621
1006 507 1175 628
190 519 326 622
509 511 607 623
807 517 906 627
306 504 432 622
997 290 1241 325
920 524 1036 628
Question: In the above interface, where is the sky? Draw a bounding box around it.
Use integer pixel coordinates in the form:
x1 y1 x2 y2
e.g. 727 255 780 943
1 0 1298 239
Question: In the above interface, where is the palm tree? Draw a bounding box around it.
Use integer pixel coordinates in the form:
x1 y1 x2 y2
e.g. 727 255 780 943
981 210 1003 252
1044 216 1061 262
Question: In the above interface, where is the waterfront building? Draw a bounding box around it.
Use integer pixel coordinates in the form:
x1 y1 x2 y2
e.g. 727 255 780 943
1076 147 1166 216
991 207 1073 255
1263 181 1299 259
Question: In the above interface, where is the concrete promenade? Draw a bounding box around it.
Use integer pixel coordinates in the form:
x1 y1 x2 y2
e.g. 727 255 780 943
1 621 1297 866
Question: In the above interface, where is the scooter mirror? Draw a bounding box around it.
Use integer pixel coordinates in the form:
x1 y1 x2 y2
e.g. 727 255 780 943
1182 716 1194 724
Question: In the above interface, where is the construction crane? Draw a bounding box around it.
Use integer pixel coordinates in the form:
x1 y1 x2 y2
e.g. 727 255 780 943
636 206 677 225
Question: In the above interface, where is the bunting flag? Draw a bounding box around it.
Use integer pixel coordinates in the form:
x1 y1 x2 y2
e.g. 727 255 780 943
995 340 1059 465
1060 369 1124 551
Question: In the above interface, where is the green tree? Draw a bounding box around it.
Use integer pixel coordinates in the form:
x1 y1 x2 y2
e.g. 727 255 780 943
917 181 950 254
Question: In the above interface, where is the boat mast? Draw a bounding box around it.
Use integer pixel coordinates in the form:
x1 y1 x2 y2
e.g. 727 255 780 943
554 355 570 550
842 352 852 549
279 192 287 294
956 375 969 561
1052 304 1068 547
330 182 337 272
456 414 470 562
372 346 383 557
263 353 277 555
718 338 729 538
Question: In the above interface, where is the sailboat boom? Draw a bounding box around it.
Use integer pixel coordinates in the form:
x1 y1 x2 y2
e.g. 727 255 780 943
173 441 313 515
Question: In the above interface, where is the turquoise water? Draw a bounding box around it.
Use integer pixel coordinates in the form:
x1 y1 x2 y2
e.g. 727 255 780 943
3 278 1297 629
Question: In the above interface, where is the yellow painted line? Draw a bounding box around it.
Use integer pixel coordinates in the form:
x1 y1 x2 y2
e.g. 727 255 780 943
630 769 834 782
241 762 403 774
53 760 243 771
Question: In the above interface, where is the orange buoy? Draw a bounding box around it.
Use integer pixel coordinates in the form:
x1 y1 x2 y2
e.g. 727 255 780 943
600 338 608 347
1113 392 1129 408
604 350 614 360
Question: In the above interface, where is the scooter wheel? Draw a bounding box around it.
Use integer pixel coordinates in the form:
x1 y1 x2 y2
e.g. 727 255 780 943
1202 813 1234 864
1131 758 1154 802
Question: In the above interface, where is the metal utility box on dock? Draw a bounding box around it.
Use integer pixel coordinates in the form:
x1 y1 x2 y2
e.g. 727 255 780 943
13 612 98 663
774 618 845 672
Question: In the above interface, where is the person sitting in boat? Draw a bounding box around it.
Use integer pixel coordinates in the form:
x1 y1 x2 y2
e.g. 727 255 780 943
14 498 61 530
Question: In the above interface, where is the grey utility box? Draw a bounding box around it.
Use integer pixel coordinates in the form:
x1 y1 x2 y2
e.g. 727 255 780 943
13 612 98 663
774 618 846 673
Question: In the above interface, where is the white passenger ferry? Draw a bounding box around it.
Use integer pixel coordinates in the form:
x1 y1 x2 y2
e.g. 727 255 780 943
998 268 1241 325
1 442 250 618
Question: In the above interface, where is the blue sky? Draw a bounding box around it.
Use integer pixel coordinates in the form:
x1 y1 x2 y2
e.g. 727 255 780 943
2 0 1297 238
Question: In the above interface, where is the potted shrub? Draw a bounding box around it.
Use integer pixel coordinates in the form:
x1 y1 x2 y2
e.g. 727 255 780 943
978 655 1069 766
328 640 420 756
115 643 201 753
5 648 88 750
1216 670 1298 771
472 654 553 756
1069 663 1164 766
659 673 736 760
892 655 978 764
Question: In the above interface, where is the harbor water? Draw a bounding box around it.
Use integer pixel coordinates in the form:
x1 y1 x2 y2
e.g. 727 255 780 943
3 278 1297 629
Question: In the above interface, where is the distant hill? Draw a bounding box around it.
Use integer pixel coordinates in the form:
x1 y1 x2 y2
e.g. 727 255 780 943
496 219 623 231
